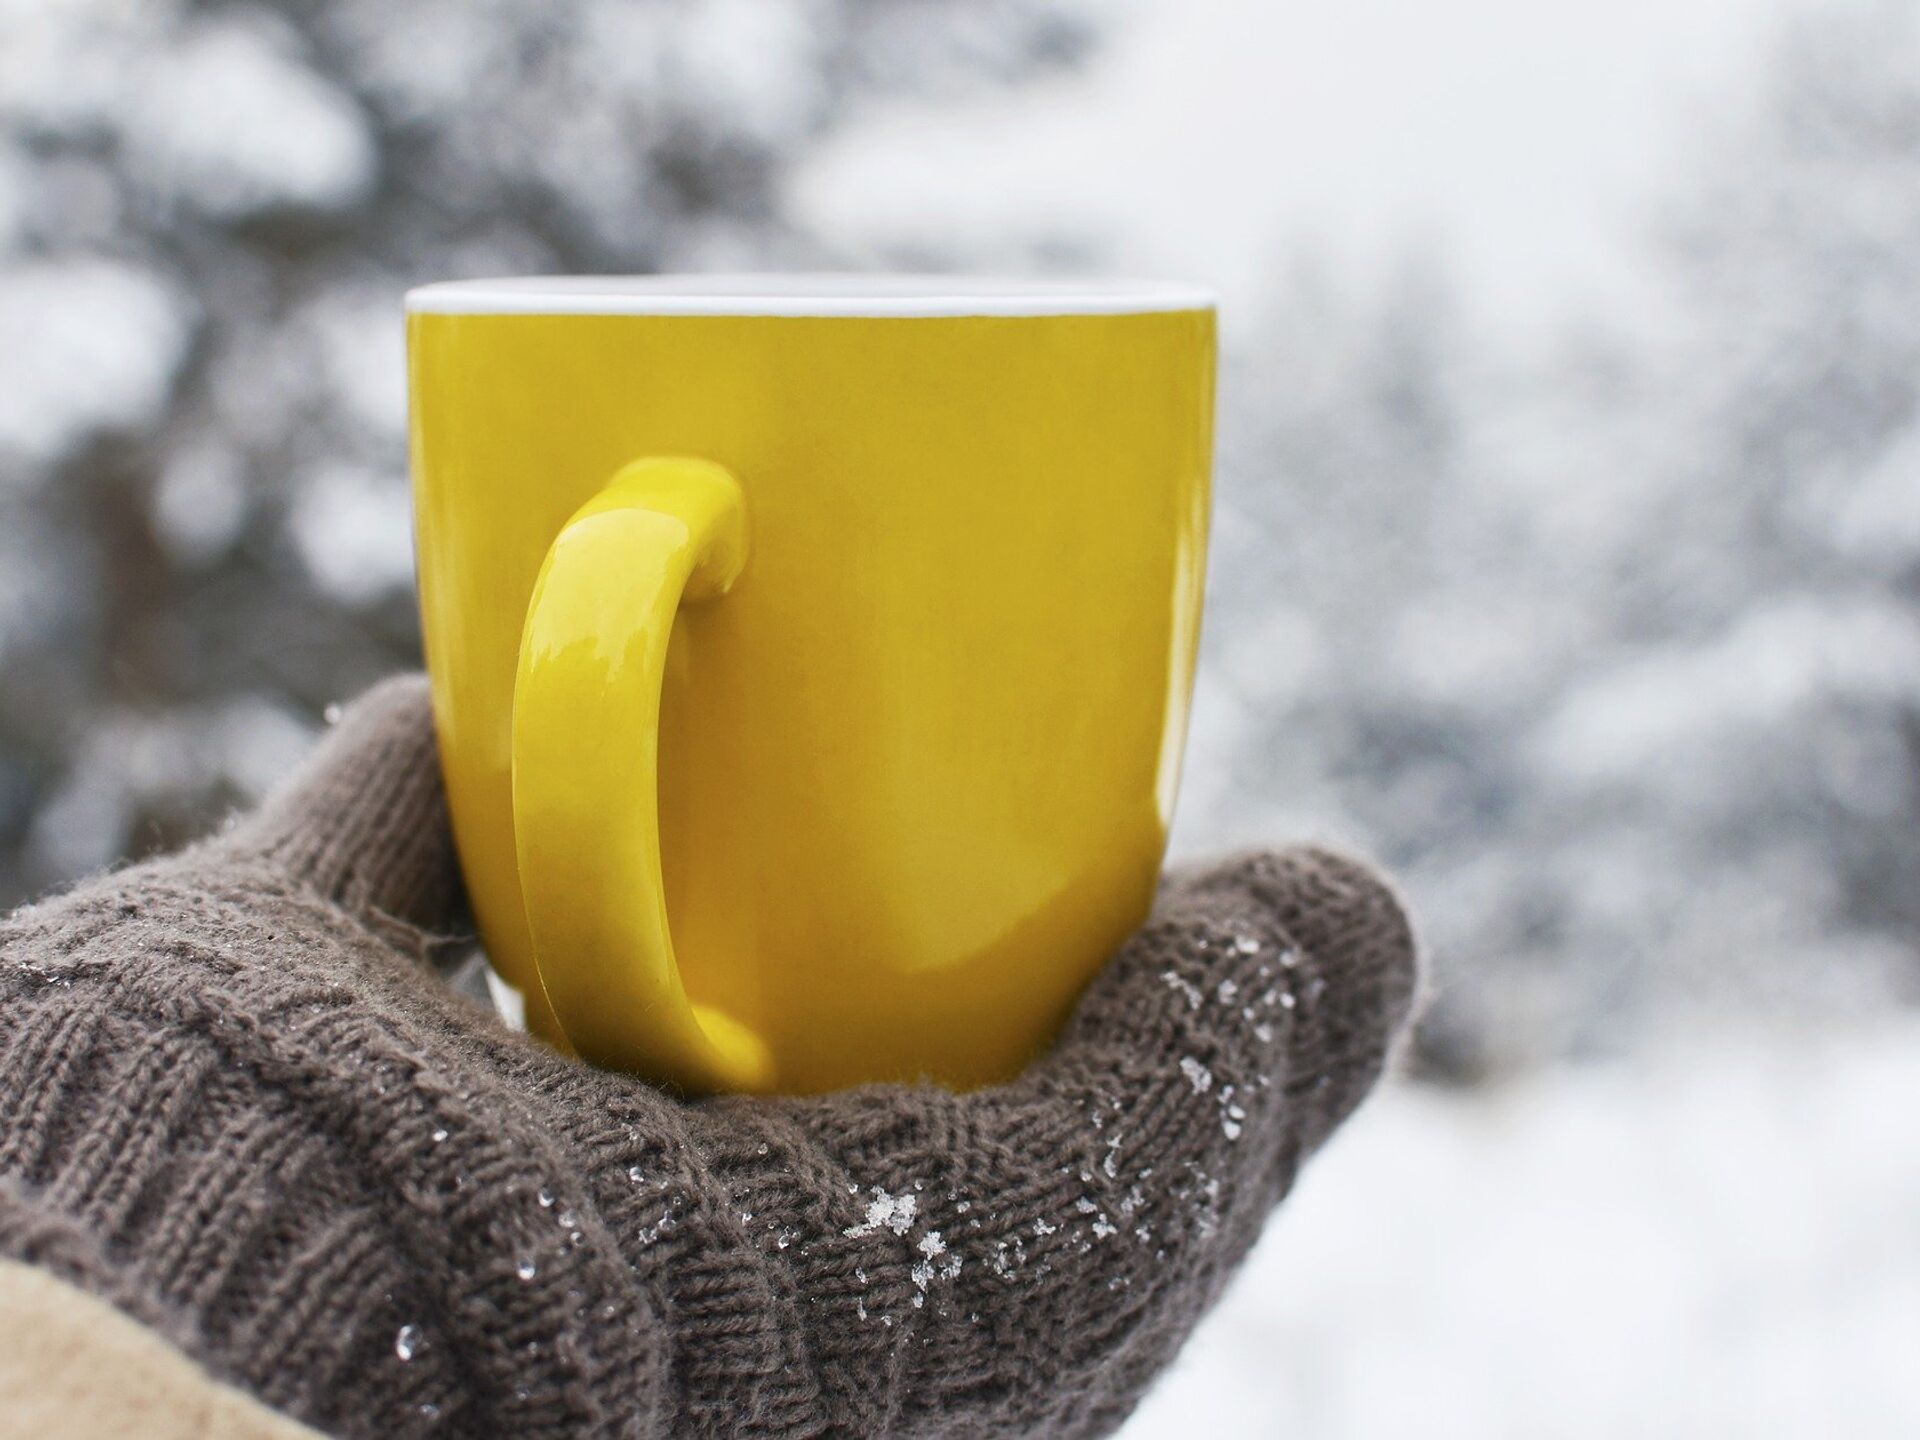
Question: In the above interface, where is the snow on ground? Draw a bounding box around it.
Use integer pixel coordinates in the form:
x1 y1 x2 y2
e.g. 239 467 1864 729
1125 1020 1920 1439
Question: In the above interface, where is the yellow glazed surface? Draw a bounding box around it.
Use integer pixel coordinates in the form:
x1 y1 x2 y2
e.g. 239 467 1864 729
408 280 1215 1094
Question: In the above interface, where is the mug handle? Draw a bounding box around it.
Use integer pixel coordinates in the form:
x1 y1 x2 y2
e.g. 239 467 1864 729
511 456 772 1093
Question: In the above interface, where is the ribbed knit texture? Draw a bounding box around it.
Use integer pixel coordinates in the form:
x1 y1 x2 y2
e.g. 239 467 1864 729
0 675 1419 1438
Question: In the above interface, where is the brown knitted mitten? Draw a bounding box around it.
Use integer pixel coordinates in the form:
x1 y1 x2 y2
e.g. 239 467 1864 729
0 676 1418 1439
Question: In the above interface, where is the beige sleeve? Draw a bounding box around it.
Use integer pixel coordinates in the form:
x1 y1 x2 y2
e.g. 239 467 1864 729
0 1260 323 1440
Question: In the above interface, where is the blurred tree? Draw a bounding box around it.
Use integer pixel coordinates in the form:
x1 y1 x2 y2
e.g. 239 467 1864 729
1184 0 1920 1076
0 0 1095 903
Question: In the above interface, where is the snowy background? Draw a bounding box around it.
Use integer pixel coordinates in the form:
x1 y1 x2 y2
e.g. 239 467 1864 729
3 0 1917 1433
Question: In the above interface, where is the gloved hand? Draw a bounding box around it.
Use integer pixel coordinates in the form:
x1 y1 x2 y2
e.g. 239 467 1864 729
0 676 1418 1440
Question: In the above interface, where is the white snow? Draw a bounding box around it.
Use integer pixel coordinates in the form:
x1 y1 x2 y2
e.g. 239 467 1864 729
1180 1057 1215 1095
151 442 250 565
0 260 192 466
1163 970 1205 1011
1832 426 1920 569
296 285 410 441
655 0 827 146
124 17 377 219
0 0 172 133
843 1188 918 1239
215 696 318 801
1125 1022 1920 1439
288 463 416 605
1535 597 1920 787
24 694 314 876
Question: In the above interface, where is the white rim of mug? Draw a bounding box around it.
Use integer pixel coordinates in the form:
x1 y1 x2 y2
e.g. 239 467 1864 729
404 274 1217 317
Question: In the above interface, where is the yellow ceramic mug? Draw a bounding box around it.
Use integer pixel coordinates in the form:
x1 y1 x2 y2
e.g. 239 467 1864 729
407 276 1215 1095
